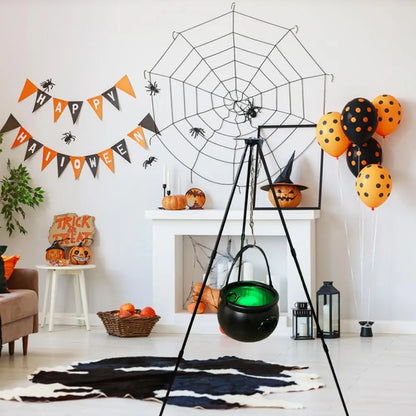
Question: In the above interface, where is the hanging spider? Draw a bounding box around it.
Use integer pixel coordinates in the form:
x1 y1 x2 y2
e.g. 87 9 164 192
61 131 76 145
237 99 261 125
189 127 206 139
40 78 55 92
145 81 160 96
143 156 158 168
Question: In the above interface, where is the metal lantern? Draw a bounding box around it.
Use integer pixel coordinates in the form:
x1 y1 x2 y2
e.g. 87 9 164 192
292 302 314 340
316 281 340 338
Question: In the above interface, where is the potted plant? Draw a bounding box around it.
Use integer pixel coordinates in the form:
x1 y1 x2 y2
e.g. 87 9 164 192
0 133 45 235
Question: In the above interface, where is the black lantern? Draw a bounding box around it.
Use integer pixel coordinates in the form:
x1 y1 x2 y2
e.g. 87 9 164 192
316 281 340 338
292 302 313 340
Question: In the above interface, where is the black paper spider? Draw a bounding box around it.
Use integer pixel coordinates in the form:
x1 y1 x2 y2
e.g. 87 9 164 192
143 156 158 168
189 127 205 138
40 78 55 92
61 131 76 144
146 81 160 96
236 99 261 125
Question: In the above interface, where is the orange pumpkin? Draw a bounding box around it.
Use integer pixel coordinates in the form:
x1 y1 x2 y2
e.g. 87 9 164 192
268 184 303 208
45 241 65 262
68 243 92 265
162 194 187 210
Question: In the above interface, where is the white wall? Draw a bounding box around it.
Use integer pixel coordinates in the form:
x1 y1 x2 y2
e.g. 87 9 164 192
0 0 414 330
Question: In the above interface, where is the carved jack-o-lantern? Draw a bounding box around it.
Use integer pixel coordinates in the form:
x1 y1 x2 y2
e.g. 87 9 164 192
45 240 66 262
69 244 92 265
268 184 303 208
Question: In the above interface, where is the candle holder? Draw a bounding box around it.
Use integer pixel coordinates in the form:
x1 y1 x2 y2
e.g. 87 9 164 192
316 281 340 339
292 302 314 340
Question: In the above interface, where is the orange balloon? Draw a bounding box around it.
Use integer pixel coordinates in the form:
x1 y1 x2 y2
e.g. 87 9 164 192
372 95 402 138
316 112 351 157
356 164 392 209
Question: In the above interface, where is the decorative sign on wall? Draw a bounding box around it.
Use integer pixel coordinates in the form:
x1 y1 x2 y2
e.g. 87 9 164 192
48 213 95 247
18 75 136 123
0 113 158 179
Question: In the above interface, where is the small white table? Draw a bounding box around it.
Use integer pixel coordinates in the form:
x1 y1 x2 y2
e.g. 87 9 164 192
36 264 96 332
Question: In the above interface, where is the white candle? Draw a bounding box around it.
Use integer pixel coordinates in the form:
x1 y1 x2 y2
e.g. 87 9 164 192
323 304 330 332
166 169 170 191
299 322 308 337
243 262 254 281
177 176 181 194
163 165 167 185
216 263 228 289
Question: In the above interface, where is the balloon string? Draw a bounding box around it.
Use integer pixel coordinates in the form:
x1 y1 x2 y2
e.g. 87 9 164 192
337 160 359 316
367 209 378 319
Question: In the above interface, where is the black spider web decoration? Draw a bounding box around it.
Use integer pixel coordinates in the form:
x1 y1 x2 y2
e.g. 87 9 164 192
146 4 330 185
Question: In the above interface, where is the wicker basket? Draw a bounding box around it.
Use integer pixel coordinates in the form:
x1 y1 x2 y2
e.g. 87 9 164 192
97 310 160 337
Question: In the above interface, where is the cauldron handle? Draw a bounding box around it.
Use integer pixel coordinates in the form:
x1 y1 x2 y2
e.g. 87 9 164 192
224 244 274 288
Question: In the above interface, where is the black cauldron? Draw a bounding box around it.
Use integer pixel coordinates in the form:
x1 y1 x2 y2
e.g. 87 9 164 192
217 245 279 342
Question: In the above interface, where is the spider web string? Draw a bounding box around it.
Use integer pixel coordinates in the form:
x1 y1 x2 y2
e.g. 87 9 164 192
147 6 328 185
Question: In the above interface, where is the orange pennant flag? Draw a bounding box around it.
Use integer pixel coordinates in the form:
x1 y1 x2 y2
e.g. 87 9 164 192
87 95 103 119
98 148 115 173
53 98 68 122
127 125 147 149
41 147 58 171
18 79 38 102
11 126 32 148
115 75 136 98
70 156 85 179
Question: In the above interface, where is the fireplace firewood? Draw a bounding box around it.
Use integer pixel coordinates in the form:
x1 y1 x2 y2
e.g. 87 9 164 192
192 282 220 312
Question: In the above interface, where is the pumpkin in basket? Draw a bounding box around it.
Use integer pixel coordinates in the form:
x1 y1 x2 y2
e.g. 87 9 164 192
162 194 187 210
45 240 65 262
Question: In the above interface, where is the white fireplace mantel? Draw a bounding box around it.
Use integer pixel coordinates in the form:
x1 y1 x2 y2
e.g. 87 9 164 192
145 209 320 334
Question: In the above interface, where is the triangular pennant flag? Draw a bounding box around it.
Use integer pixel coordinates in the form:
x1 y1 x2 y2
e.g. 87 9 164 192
18 79 38 102
68 101 83 124
24 138 43 160
139 113 160 134
87 95 103 119
41 146 58 171
112 139 131 163
86 154 100 177
53 98 68 122
57 154 71 177
0 114 21 133
32 90 52 112
98 148 115 173
115 75 136 98
127 125 147 149
102 86 120 110
11 126 32 149
70 156 85 179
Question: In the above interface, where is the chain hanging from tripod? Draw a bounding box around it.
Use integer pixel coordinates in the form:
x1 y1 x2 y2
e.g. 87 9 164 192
248 146 261 246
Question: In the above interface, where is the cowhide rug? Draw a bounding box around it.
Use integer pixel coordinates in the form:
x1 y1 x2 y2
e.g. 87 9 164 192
0 355 324 409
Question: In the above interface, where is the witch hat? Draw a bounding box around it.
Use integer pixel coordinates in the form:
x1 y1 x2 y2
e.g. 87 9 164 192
260 151 308 191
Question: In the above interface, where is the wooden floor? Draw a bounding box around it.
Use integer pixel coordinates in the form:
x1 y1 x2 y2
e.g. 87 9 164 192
0 325 415 415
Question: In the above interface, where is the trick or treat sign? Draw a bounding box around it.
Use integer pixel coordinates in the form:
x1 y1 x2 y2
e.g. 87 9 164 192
48 213 95 247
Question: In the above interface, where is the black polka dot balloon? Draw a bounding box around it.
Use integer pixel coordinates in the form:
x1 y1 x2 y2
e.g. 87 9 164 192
346 137 382 177
355 164 392 210
341 98 378 146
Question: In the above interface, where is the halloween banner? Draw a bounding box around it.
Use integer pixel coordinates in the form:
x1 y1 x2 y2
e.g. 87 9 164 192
18 75 136 123
0 114 158 179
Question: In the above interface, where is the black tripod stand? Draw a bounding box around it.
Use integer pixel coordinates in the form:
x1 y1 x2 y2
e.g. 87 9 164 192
158 137 349 416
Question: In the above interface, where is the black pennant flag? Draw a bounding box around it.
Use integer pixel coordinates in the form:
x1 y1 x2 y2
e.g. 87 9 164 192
68 101 83 124
24 138 43 160
102 86 120 110
86 154 100 177
139 113 160 134
112 139 130 163
32 90 52 112
0 114 21 133
57 154 71 177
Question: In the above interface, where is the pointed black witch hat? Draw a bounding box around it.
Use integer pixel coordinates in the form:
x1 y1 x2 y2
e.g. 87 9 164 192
260 151 308 191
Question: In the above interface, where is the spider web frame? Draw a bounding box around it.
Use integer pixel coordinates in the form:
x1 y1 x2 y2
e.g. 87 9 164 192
146 4 330 188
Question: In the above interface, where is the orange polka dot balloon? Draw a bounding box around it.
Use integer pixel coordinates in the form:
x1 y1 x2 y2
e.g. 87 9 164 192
341 98 378 146
356 164 392 210
316 112 351 158
372 94 402 138
346 137 382 177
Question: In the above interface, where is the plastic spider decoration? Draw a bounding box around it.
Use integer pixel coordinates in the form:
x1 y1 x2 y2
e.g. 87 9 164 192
61 131 76 145
146 81 160 96
40 78 55 92
235 99 261 125
189 127 206 139
143 156 158 168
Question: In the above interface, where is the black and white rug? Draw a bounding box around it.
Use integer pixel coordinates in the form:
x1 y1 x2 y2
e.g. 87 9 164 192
0 355 324 409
